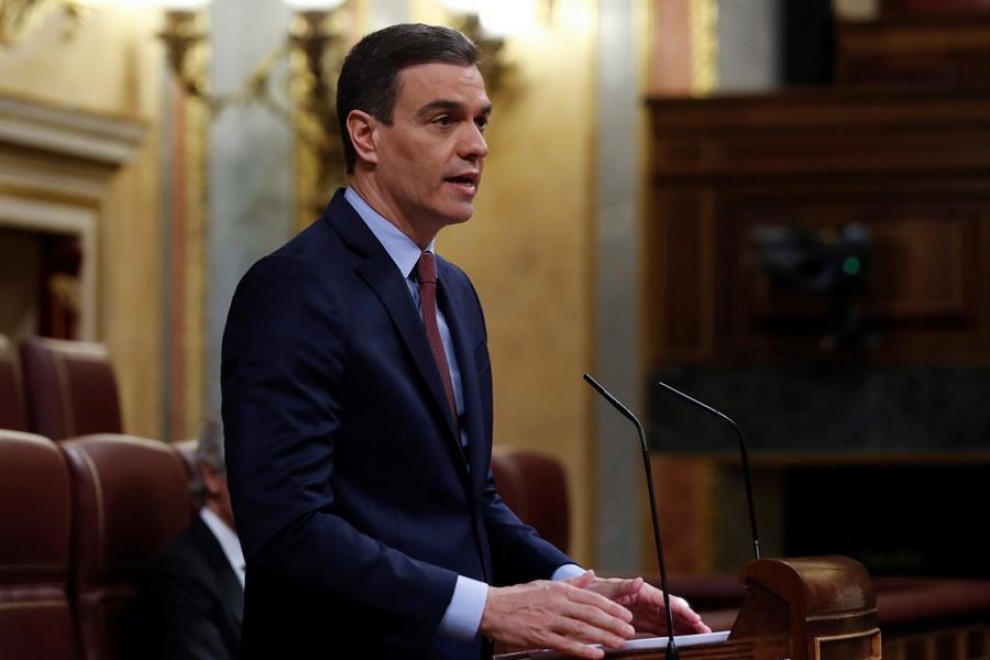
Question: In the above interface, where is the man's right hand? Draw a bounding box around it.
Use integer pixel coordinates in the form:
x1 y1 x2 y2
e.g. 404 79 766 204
479 572 636 659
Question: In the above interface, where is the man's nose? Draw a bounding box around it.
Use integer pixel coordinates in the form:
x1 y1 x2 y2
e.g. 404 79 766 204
461 124 489 160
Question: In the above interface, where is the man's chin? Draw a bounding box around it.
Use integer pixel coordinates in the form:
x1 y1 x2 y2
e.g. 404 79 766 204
438 204 475 226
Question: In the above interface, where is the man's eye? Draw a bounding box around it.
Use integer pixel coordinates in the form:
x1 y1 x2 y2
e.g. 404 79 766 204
475 118 488 133
434 116 454 126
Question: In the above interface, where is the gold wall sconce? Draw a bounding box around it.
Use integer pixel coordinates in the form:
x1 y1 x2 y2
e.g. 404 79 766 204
156 0 352 215
0 0 99 46
440 0 518 93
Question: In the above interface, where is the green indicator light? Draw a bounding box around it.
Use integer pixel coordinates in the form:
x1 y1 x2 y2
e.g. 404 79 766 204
843 256 861 276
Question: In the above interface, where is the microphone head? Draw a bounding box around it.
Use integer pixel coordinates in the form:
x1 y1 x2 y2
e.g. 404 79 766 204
583 373 641 431
653 379 762 560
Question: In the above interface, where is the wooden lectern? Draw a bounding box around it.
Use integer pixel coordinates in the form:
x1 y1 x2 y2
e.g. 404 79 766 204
498 556 881 660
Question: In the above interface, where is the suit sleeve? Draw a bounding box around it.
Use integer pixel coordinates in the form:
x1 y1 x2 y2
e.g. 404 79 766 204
221 254 457 634
482 472 574 586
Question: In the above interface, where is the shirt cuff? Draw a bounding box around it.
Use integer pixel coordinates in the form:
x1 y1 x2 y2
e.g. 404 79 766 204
438 575 489 642
552 563 586 581
438 565 585 641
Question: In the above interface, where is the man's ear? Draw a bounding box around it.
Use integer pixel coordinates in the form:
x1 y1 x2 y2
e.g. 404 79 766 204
347 109 379 166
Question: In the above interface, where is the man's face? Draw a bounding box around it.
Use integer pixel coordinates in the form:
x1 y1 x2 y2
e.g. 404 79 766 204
371 62 491 242
202 463 236 531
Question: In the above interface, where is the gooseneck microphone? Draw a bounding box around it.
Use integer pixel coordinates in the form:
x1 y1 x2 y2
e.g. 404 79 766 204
654 380 761 561
583 374 679 660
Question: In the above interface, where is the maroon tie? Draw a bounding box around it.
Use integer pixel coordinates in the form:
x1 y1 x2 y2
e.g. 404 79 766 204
417 251 458 428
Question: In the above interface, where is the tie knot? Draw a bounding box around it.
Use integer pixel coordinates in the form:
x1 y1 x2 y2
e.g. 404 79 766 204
417 251 437 285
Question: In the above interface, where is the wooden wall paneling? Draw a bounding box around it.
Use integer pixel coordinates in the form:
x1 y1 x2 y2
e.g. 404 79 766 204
647 89 990 365
717 185 990 362
837 12 990 89
647 186 717 364
652 453 719 574
646 87 990 578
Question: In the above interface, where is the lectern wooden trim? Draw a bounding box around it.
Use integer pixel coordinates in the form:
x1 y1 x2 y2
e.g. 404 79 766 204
497 556 881 660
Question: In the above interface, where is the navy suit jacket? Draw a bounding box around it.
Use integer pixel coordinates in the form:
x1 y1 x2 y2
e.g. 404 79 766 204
221 190 572 659
127 515 243 660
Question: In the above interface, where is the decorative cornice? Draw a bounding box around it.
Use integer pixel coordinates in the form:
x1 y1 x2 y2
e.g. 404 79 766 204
0 90 146 167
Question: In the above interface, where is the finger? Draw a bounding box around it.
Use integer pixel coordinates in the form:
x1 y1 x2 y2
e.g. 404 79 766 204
668 595 710 629
558 600 636 641
615 582 660 609
563 583 635 615
572 593 634 623
551 617 635 648
673 609 713 635
611 593 638 606
564 570 596 589
551 615 631 650
599 577 643 600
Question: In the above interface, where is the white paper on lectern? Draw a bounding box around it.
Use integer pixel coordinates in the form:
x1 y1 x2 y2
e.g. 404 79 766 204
521 630 731 659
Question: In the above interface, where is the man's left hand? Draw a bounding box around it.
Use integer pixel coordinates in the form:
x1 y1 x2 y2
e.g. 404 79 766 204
568 571 713 636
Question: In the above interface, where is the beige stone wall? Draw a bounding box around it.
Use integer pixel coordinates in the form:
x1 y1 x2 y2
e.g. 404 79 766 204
412 2 599 566
0 4 165 439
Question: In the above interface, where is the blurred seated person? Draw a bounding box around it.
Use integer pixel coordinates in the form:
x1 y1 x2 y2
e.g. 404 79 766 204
127 415 243 660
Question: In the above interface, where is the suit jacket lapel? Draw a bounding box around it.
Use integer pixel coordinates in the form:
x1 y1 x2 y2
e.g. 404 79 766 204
437 263 488 483
190 517 244 628
324 192 464 462
214 553 244 629
438 267 495 576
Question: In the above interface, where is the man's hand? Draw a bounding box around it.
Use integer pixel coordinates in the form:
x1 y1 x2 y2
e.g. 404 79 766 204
479 572 637 660
580 571 712 636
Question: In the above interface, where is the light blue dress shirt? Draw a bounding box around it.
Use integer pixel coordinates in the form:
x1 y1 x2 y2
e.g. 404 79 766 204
200 507 246 590
344 187 581 642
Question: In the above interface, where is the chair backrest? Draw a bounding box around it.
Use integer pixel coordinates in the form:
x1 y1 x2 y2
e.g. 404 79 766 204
19 337 123 440
490 446 571 554
60 434 192 660
0 334 28 430
0 429 77 660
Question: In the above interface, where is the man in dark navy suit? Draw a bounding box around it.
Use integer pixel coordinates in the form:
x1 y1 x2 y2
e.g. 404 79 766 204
128 416 243 660
221 23 709 660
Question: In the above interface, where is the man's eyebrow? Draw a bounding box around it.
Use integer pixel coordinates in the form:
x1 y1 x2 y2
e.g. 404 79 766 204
417 99 493 118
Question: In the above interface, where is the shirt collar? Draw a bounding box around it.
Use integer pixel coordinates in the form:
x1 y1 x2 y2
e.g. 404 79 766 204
344 186 436 279
200 507 245 589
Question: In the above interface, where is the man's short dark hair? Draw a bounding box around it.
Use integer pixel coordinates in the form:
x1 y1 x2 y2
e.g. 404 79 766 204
336 23 479 174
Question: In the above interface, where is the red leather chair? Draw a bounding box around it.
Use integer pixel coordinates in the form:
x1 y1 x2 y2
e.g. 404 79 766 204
490 446 571 554
0 335 28 431
19 337 123 441
60 434 192 660
0 429 77 660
